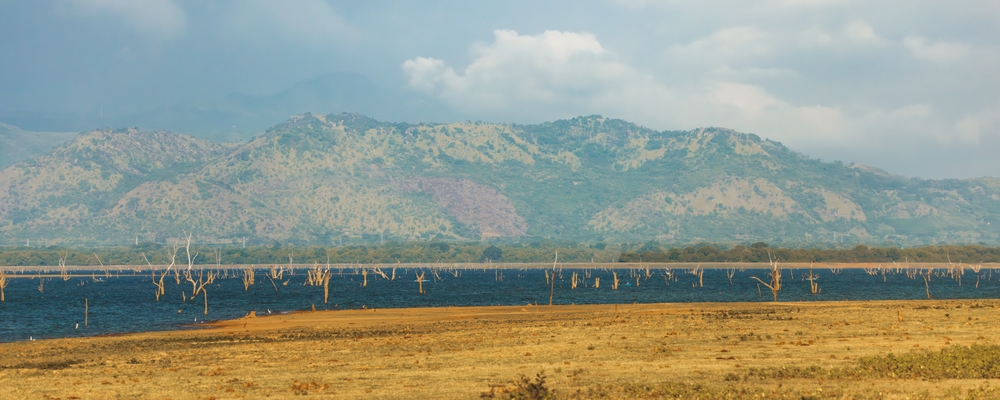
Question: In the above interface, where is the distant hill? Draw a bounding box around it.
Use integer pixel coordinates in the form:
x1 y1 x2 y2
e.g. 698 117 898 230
0 122 78 170
1 113 998 246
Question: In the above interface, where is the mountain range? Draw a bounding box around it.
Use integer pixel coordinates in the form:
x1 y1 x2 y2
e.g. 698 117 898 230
1 113 998 247
0 73 448 143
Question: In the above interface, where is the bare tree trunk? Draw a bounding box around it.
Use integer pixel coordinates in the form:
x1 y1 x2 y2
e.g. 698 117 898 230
416 271 426 294
0 271 8 302
549 251 558 306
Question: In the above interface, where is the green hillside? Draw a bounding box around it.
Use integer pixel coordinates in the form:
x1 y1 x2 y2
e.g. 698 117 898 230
1 114 998 246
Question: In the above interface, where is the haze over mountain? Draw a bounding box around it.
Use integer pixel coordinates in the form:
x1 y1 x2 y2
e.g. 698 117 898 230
0 122 78 170
2 114 997 247
0 73 450 143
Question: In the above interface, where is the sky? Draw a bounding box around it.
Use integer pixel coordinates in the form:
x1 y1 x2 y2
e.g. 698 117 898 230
1 0 998 179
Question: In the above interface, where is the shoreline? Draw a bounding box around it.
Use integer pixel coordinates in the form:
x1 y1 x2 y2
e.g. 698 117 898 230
2 261 998 273
5 298 992 343
190 298 995 334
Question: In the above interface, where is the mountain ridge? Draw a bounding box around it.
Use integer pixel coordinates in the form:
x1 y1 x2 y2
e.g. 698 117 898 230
0 73 452 143
0 122 78 170
1 113 998 246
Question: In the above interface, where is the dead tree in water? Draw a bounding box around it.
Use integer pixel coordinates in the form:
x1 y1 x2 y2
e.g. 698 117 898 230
922 269 933 299
690 265 704 287
242 267 255 291
0 270 8 301
151 270 166 301
185 269 217 315
612 272 619 290
549 251 558 306
269 265 284 280
321 269 332 303
750 253 782 302
806 263 820 295
266 266 281 291
183 232 198 271
306 265 333 303
415 270 427 294
143 253 168 301
59 251 70 281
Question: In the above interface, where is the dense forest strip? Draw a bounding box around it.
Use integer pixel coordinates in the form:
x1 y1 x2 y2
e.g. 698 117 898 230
3 242 1000 266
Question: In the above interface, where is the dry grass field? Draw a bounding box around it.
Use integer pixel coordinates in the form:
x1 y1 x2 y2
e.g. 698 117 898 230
2 300 1000 399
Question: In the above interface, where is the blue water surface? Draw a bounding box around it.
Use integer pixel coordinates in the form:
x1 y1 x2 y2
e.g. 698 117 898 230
0 267 997 342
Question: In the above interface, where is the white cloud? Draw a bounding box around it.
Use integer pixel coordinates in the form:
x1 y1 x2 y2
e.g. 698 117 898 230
404 30 628 113
903 36 971 63
710 82 781 118
403 29 847 144
66 0 187 39
841 20 883 44
797 21 887 48
952 103 1000 144
667 27 772 65
403 28 999 167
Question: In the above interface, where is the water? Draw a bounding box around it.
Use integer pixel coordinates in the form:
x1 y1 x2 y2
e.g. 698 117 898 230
1 267 997 342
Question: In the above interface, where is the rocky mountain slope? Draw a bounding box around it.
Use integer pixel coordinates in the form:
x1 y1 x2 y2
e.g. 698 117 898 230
1 114 998 246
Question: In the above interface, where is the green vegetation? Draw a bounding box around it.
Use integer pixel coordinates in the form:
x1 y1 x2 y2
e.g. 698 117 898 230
487 346 1000 399
2 113 1000 246
618 243 1000 263
482 371 556 400
2 242 1000 266
568 382 845 400
737 344 1000 380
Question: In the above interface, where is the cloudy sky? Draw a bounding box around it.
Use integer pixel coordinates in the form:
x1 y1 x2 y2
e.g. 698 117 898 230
2 0 998 179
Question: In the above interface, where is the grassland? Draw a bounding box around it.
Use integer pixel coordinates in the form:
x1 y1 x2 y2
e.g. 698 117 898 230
2 299 1000 399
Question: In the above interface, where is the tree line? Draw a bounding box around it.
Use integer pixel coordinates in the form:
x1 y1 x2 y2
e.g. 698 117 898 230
1 241 999 267
616 243 1000 264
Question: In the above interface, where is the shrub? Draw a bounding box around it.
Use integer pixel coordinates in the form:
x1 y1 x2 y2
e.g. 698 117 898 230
482 371 554 400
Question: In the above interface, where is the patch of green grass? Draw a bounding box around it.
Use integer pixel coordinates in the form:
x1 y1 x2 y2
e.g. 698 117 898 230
566 382 843 399
738 344 1000 381
856 344 1000 379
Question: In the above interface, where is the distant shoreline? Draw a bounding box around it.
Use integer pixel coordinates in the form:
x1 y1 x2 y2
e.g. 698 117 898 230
2 261 998 273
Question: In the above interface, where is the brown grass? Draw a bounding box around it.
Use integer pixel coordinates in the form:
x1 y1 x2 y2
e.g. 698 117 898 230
1 300 999 398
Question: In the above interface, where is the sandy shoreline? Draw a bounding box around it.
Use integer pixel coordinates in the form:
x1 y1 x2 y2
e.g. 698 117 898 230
3 261 998 273
3 299 1000 398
